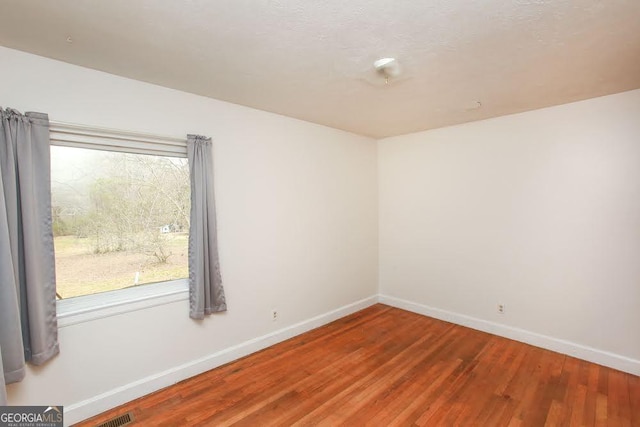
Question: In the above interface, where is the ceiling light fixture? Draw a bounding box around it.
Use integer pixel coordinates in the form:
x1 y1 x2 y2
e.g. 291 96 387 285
373 57 401 84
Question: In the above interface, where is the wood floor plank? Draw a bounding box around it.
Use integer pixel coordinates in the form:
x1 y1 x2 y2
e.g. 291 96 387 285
569 384 588 427
609 369 632 427
630 374 640 426
74 304 640 427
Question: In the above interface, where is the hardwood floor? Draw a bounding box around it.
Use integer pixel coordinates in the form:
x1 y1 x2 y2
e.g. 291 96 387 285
76 304 639 426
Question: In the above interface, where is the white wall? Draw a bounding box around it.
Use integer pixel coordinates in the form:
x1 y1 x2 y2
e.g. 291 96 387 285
0 47 378 421
379 89 640 372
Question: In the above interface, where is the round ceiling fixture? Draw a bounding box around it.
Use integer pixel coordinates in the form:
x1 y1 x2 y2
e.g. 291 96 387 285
373 57 401 84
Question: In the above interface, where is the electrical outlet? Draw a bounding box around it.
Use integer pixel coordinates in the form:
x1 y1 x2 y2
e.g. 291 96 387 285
271 309 278 321
497 304 505 314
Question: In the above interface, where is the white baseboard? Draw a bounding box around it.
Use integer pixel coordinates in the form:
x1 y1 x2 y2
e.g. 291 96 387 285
379 294 640 376
63 295 378 426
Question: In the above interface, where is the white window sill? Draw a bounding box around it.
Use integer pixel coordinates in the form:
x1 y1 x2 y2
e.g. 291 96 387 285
56 279 189 328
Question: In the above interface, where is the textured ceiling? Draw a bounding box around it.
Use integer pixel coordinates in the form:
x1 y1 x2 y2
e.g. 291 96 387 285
0 0 639 138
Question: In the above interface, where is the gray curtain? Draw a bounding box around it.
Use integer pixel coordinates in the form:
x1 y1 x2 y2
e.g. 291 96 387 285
0 346 6 405
0 108 59 405
187 135 226 319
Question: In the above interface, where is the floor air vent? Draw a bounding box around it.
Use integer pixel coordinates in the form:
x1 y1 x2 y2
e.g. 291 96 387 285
96 412 134 427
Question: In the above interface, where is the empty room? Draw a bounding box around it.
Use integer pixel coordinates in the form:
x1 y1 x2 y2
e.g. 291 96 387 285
0 1 639 426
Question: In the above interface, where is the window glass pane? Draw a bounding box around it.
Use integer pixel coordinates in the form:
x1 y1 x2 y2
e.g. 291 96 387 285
51 146 190 299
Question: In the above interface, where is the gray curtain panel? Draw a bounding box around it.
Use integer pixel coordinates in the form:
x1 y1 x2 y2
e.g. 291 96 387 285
187 135 227 319
0 350 6 405
0 109 59 403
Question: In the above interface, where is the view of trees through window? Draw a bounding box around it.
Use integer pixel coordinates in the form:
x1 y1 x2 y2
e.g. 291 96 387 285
51 146 190 299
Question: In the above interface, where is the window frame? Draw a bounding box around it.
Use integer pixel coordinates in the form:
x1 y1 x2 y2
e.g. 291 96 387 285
50 121 190 325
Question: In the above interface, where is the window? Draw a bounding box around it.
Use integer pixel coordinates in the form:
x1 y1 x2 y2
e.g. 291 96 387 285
50 126 190 301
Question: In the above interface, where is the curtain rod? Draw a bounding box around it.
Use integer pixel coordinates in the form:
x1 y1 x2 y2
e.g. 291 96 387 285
49 120 186 145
